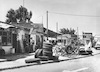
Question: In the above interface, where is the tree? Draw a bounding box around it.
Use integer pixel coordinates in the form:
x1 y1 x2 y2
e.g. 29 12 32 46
6 9 17 23
60 28 76 35
60 28 67 34
6 6 32 24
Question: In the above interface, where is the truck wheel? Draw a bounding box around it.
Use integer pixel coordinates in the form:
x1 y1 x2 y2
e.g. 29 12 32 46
43 47 52 52
78 51 80 55
38 56 49 61
43 50 53 57
66 46 72 54
35 49 43 58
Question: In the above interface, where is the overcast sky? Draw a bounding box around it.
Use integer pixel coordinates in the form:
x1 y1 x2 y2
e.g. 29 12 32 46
0 0 100 36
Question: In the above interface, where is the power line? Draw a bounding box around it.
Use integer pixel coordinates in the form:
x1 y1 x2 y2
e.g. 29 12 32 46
33 12 46 22
48 11 100 17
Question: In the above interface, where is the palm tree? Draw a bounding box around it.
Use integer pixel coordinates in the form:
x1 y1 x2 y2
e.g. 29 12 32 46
69 28 75 35
60 28 75 35
60 28 69 34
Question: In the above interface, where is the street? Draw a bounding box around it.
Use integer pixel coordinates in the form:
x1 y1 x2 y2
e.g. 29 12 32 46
0 0 100 72
2 49 100 72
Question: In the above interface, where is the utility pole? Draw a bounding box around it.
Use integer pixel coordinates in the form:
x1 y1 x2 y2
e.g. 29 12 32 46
42 16 43 24
56 22 58 40
46 11 48 40
77 27 79 38
77 27 78 34
56 22 58 33
23 0 24 7
77 27 79 50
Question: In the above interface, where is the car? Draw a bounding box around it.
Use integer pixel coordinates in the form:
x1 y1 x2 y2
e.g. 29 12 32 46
78 46 93 55
94 42 100 49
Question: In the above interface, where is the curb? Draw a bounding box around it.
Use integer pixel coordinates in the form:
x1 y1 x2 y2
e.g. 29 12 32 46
0 53 100 71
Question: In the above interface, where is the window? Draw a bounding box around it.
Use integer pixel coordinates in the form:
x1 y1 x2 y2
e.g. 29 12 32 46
0 36 2 46
1 31 12 46
2 36 7 45
7 32 12 45
0 31 2 35
83 35 86 38
3 32 7 36
57 39 63 43
64 40 66 44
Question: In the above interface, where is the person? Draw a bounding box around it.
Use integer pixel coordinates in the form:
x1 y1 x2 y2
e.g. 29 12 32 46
23 39 27 52
30 38 34 52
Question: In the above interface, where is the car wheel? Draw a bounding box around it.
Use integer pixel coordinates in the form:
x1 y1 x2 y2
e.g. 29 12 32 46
0 49 5 56
95 47 97 49
87 51 92 55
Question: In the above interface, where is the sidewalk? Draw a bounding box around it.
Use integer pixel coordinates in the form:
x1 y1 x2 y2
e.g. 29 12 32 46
0 53 35 62
0 48 99 71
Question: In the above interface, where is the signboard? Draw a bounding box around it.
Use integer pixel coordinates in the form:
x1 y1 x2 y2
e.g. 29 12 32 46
83 32 92 40
30 24 43 34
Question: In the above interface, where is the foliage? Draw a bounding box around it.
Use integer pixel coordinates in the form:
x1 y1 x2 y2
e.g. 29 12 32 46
60 28 75 35
6 6 32 24
6 9 17 23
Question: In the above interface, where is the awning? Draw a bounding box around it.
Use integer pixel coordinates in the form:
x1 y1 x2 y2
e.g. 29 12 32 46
0 23 14 29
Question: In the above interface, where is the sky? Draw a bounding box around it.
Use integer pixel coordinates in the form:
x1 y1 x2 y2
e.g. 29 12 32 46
0 0 100 36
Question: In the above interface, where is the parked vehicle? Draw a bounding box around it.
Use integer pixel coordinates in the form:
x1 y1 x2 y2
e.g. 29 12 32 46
78 46 92 55
94 42 100 49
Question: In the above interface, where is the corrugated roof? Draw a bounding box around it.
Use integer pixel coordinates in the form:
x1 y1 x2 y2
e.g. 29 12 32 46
43 27 61 38
0 23 14 29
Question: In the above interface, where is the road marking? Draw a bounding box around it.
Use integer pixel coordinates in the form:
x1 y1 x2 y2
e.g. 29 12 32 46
62 67 88 72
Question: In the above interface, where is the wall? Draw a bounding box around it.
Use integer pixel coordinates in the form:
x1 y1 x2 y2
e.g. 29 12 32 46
2 46 14 54
17 29 25 53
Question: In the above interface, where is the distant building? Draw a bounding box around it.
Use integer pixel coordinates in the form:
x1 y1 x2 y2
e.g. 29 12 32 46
83 32 92 40
57 34 71 45
82 32 93 46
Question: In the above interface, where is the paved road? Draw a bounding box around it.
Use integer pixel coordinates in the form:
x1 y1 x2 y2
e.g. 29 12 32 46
2 49 100 72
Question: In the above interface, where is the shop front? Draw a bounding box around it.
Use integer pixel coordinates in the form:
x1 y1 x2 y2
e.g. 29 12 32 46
0 22 44 55
0 24 15 55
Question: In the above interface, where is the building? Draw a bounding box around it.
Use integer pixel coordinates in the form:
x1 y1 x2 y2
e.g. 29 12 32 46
83 32 93 46
0 22 44 55
57 34 71 45
0 23 14 55
0 21 60 55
